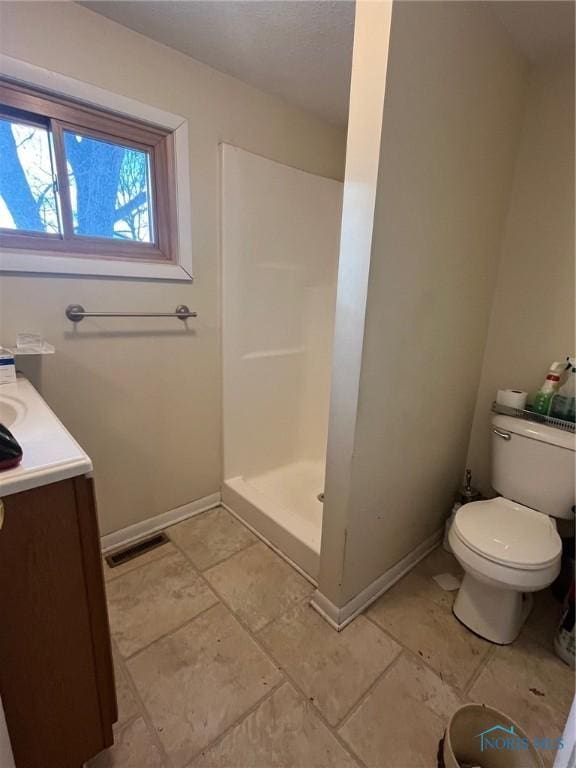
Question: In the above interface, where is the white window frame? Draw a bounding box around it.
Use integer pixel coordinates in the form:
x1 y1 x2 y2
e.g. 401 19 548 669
0 55 193 281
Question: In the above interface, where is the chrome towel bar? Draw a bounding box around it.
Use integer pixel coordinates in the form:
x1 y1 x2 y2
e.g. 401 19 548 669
65 304 197 322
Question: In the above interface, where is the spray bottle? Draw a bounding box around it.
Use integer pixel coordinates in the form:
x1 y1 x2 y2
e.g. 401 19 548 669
550 357 576 423
533 361 566 415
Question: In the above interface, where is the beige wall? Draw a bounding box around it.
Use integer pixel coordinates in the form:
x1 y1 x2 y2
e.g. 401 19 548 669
319 0 527 606
466 51 575 496
0 2 346 535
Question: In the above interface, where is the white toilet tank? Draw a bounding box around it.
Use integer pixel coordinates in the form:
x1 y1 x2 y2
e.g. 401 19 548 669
491 414 575 519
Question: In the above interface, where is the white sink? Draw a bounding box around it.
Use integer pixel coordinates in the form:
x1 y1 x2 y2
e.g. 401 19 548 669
0 377 92 496
0 395 26 430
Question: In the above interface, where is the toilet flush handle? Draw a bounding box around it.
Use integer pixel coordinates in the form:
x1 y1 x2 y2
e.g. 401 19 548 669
492 427 511 441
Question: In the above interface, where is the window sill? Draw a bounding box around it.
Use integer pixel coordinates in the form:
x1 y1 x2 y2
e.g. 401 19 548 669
0 249 193 281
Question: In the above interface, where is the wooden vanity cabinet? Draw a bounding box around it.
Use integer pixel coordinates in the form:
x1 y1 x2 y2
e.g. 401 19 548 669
0 476 117 768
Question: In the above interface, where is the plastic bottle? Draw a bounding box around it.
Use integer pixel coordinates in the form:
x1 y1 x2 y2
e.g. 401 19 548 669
533 362 565 415
550 358 576 423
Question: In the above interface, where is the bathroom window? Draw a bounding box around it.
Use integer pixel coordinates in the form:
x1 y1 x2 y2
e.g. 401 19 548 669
0 79 176 264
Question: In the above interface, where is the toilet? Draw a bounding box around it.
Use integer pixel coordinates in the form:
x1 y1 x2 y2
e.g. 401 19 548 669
449 413 575 644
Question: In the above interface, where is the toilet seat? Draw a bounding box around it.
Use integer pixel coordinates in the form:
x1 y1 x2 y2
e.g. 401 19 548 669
452 498 562 570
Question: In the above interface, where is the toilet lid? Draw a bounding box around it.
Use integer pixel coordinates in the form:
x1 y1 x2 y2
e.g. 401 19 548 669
453 498 562 569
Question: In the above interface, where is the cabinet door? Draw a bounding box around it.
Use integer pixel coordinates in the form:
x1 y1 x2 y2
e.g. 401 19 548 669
74 476 117 740
0 478 114 768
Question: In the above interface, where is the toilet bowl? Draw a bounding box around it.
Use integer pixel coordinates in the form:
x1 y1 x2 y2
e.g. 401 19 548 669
449 498 562 644
448 413 574 644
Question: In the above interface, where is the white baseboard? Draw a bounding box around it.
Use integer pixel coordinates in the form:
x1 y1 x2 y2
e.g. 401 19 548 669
100 492 221 553
310 527 443 631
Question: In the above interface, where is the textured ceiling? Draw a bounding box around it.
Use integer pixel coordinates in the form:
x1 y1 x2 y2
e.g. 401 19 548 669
80 0 355 126
79 1 573 128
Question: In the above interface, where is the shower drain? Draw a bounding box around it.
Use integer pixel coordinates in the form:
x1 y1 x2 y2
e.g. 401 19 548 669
317 492 325 503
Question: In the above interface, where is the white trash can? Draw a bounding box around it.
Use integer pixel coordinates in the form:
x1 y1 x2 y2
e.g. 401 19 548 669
440 704 545 768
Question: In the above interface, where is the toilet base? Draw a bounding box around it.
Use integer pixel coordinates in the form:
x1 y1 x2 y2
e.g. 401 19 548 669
453 573 533 645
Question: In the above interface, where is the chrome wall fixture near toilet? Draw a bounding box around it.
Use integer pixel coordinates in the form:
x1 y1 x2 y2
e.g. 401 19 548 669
449 414 575 645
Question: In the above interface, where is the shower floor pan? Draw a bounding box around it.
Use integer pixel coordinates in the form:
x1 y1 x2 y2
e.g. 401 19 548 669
222 460 324 581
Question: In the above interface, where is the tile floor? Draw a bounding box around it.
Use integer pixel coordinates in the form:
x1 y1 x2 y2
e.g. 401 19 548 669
90 506 573 768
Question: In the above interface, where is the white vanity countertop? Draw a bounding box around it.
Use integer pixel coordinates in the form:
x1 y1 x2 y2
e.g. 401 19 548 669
0 376 92 497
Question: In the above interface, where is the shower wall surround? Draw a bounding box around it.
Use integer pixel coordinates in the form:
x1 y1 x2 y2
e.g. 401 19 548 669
221 144 343 579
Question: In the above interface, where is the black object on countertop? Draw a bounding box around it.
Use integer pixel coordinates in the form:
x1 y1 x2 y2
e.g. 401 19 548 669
0 423 23 470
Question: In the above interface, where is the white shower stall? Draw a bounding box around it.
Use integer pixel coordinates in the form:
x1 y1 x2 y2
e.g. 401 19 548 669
221 145 343 579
